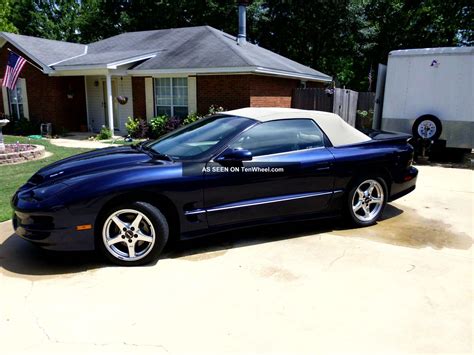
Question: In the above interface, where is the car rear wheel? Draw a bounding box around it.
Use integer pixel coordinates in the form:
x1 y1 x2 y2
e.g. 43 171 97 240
96 202 169 266
347 178 387 226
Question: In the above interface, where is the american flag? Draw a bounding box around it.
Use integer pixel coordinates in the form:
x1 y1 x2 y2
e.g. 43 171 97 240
2 51 27 90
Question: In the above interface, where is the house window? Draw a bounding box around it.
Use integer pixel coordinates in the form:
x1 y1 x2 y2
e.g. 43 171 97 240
8 83 24 120
154 77 188 117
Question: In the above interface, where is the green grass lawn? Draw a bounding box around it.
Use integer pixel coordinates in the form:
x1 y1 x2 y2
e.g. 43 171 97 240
0 136 92 222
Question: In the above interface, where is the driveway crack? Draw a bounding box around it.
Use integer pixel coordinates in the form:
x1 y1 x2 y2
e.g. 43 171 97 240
328 249 347 268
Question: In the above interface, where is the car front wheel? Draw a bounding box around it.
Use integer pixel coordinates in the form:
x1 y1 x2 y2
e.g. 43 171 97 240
96 201 169 266
347 178 387 226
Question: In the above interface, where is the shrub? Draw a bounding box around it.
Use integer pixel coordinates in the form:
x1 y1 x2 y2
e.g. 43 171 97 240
3 117 39 136
208 105 224 115
125 117 139 136
149 115 168 138
164 116 182 133
97 126 112 140
183 112 202 126
356 109 374 130
126 117 148 138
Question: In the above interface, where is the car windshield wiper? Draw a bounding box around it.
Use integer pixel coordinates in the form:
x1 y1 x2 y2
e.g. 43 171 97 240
132 141 174 161
142 145 174 162
131 141 147 150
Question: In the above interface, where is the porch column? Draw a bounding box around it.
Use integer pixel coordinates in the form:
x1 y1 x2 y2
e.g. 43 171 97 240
105 73 114 132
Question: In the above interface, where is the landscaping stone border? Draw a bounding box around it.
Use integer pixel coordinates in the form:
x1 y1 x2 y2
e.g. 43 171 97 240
0 144 46 165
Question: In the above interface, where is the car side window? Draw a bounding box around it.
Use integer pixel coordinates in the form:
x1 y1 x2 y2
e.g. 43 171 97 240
229 119 325 157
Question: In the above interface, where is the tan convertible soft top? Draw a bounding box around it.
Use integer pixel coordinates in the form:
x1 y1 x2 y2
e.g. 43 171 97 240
223 107 371 147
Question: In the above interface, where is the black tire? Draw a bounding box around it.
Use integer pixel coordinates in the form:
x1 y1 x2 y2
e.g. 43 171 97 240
346 177 388 227
412 115 442 141
95 201 169 266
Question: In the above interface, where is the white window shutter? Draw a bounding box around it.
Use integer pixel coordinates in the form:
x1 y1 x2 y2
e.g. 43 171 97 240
145 77 154 120
20 78 29 120
1 85 9 116
187 76 197 114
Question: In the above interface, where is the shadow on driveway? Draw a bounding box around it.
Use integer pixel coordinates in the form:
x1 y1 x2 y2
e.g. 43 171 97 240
2 204 469 278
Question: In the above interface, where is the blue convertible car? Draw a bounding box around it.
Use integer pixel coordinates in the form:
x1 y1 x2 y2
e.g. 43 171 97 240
12 108 417 265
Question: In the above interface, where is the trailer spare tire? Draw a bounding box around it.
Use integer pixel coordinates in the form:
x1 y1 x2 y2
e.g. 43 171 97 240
412 115 442 140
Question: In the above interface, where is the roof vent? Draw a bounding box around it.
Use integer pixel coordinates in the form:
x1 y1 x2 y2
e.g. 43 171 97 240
237 1 249 45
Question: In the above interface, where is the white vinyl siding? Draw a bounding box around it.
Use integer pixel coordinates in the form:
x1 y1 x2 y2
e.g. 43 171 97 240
85 75 133 134
86 76 104 132
154 77 188 117
115 76 134 132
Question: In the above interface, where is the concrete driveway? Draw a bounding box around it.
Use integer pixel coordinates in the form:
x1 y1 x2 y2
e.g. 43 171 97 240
0 165 472 354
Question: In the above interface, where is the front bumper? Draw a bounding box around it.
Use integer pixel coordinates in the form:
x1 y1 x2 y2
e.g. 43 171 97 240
389 166 418 201
12 198 95 251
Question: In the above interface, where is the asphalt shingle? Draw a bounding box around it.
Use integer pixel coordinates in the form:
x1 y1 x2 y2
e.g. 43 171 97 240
0 32 86 67
1 26 331 81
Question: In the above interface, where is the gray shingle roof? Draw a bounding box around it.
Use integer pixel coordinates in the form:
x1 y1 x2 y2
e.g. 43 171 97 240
1 26 331 81
0 32 86 68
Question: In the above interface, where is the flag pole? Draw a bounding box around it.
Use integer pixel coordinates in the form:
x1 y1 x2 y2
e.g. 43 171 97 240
7 48 44 72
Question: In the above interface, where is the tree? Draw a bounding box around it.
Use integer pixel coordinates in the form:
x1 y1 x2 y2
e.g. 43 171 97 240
77 0 263 43
0 0 18 33
4 0 472 90
9 0 82 42
358 0 473 90
253 0 365 87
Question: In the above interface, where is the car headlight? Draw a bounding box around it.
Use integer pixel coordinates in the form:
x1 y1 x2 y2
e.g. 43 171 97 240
30 183 70 201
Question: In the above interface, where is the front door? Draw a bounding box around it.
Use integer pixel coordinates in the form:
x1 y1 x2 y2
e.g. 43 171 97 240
203 119 335 227
101 79 119 130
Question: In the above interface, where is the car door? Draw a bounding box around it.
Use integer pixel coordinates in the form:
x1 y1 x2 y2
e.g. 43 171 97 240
203 119 336 227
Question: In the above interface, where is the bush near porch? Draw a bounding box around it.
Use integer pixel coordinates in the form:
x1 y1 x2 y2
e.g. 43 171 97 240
125 105 224 139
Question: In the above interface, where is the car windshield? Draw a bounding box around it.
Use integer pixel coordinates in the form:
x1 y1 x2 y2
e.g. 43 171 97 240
143 115 255 160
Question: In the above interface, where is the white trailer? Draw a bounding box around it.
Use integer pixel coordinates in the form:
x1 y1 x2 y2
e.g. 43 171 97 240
379 47 473 149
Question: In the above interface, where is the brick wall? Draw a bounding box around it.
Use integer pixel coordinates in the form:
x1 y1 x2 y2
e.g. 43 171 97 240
196 74 325 113
249 75 301 107
197 75 250 114
0 44 87 132
132 77 146 119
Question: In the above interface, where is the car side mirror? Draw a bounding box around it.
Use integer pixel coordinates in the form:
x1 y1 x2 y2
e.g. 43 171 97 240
216 148 253 162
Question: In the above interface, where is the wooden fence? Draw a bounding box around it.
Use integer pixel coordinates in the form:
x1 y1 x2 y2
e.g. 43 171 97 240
292 88 334 112
292 88 376 127
357 92 376 112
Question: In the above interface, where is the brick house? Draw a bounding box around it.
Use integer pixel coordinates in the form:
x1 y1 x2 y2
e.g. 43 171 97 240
0 25 331 135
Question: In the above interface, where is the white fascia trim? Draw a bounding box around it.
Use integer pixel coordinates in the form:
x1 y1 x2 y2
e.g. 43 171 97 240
127 66 255 75
254 67 333 82
126 66 332 82
49 69 110 76
106 52 158 69
53 64 111 71
48 45 88 66
0 33 52 73
50 68 129 77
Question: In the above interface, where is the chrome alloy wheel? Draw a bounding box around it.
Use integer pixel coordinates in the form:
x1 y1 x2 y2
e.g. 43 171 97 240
417 119 437 139
102 209 156 261
351 179 384 222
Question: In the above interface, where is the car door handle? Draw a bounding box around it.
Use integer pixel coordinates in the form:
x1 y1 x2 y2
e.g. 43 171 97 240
313 162 332 171
315 166 330 171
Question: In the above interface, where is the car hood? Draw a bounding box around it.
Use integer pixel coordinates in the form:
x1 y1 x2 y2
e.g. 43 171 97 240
30 146 162 185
